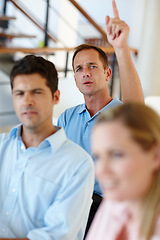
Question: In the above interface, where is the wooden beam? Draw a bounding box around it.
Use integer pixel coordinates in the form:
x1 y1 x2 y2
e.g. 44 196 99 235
0 16 16 21
0 46 138 55
0 33 36 40
68 0 107 39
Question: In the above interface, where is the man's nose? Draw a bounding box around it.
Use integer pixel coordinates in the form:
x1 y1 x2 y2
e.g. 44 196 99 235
83 68 91 78
24 93 33 106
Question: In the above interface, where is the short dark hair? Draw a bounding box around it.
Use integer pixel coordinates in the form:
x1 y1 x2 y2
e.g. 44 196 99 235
10 55 58 94
72 44 108 71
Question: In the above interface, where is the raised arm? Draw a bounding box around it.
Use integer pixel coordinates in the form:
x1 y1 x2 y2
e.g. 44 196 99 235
106 0 144 103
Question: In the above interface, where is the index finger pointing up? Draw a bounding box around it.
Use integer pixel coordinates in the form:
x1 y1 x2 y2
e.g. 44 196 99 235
112 0 120 19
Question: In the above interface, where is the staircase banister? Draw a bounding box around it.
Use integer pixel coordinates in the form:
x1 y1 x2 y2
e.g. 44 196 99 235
68 0 107 40
8 0 57 43
0 46 138 55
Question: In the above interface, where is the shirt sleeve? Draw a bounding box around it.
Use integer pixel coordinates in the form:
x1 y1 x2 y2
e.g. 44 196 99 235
27 155 94 240
57 111 66 128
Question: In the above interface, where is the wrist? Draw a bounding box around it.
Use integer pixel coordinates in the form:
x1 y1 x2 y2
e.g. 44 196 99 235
114 44 130 59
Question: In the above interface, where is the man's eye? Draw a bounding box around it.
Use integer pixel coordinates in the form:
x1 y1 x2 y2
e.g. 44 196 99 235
34 91 42 94
15 92 23 96
75 68 82 72
90 65 96 69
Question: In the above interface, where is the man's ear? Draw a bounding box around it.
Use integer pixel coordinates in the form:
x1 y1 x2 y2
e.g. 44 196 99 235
106 67 112 82
53 89 60 105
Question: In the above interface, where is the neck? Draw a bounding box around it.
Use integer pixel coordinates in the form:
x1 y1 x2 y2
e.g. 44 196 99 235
84 92 113 117
22 124 56 148
125 200 144 228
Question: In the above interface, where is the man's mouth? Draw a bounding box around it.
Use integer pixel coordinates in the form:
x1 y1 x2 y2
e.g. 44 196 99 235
22 110 37 116
83 81 93 85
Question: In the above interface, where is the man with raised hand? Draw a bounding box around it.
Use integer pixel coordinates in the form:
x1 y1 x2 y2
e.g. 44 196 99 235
58 0 143 236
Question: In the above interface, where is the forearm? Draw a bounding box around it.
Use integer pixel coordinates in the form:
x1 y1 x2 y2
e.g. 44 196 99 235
115 45 144 103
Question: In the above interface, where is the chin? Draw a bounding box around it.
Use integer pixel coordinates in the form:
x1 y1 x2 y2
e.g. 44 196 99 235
103 192 125 202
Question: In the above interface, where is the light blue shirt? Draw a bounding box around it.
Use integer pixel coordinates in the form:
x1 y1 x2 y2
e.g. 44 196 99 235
0 125 94 240
57 97 122 195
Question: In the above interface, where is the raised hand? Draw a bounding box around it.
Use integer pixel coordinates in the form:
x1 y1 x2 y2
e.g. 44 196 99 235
106 0 129 49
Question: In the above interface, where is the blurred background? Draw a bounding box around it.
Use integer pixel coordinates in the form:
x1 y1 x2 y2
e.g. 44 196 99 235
0 0 160 131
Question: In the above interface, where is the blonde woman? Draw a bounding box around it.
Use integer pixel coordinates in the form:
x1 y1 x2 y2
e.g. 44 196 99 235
86 103 160 240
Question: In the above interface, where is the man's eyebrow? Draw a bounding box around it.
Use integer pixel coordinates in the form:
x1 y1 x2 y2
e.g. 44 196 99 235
75 62 97 70
87 62 97 66
12 89 24 93
32 88 45 91
13 88 45 93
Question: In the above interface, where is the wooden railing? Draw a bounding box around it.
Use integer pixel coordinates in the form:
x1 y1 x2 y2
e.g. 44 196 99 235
2 0 109 46
0 46 138 55
68 0 107 40
7 0 57 43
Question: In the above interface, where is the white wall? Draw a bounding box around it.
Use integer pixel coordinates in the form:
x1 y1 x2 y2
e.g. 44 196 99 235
53 0 79 71
138 0 160 97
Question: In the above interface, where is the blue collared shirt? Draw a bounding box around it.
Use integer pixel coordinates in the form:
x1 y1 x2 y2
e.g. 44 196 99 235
57 97 122 195
0 125 94 240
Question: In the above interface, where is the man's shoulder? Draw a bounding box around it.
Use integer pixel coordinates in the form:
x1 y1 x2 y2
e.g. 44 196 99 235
0 125 20 143
53 136 94 176
110 97 123 106
0 129 13 142
57 103 85 127
63 137 93 163
100 98 122 114
0 132 9 141
61 103 85 116
49 127 93 165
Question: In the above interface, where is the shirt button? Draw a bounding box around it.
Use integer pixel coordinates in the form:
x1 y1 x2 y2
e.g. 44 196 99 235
87 122 90 125
5 211 9 216
1 228 6 232
21 145 25 150
12 188 16 192
19 165 22 169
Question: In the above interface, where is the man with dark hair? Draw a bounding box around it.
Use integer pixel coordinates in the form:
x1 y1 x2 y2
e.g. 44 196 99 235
57 0 144 236
0 55 94 240
10 55 58 94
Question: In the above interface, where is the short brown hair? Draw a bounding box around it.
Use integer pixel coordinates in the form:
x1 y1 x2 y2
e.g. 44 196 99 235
10 55 58 95
72 44 108 71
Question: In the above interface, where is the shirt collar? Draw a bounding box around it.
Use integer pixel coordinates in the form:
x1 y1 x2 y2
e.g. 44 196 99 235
9 124 22 139
9 124 67 153
44 126 67 153
77 98 118 116
77 103 106 117
98 97 120 114
77 103 87 114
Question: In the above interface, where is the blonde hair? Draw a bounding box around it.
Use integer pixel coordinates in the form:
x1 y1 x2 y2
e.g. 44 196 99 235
96 102 160 240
